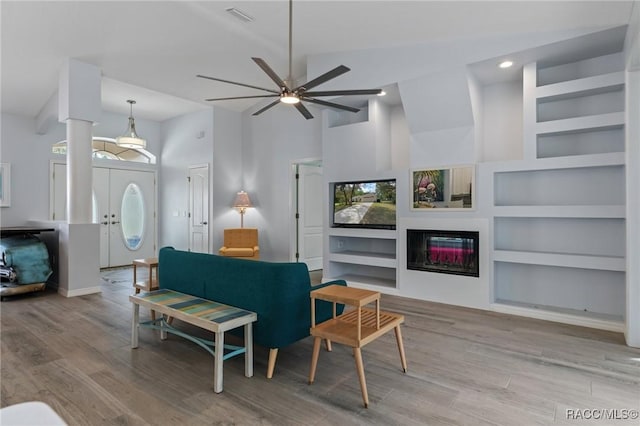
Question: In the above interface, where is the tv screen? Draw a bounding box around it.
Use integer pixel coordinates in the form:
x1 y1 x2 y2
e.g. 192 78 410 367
332 179 396 229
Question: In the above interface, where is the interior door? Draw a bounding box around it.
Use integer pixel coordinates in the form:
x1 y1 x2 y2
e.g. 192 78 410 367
298 164 323 271
108 169 155 266
188 164 210 253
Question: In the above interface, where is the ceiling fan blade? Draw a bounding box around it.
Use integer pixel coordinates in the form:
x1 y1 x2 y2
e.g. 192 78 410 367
197 74 279 94
252 99 281 116
303 97 360 113
294 103 314 120
304 89 383 97
295 65 350 92
205 95 278 102
252 58 288 89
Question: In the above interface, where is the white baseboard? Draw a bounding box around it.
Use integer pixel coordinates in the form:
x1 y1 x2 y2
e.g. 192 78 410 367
491 303 624 333
58 286 102 298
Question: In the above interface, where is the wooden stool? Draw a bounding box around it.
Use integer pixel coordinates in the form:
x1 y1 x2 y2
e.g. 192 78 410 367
309 285 407 408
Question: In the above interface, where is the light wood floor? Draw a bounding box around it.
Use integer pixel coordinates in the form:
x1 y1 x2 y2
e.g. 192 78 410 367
1 267 639 425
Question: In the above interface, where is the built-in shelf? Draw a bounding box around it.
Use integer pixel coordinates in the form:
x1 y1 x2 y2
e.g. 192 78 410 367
492 205 625 218
328 273 397 290
493 52 627 331
328 228 397 239
536 71 625 102
493 250 625 271
536 112 624 136
329 251 396 268
326 227 398 290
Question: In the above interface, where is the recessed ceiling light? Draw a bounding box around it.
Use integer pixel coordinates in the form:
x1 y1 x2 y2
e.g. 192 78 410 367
225 7 254 23
499 60 514 69
377 90 386 96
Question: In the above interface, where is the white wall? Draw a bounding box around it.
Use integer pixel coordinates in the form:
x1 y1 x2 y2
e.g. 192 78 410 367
211 106 244 250
242 105 323 261
0 113 64 226
624 2 640 347
159 109 214 251
390 105 409 171
481 80 523 162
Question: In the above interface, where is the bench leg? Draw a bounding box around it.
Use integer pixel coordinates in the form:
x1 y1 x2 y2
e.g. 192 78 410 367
353 347 369 408
244 322 253 378
131 303 139 348
309 337 322 384
324 339 332 352
214 330 224 393
160 316 167 341
394 325 408 373
266 348 278 379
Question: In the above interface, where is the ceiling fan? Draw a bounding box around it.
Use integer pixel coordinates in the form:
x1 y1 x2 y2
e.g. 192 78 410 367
197 0 382 119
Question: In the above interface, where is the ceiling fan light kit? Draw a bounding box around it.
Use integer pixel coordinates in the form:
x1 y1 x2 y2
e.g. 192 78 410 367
198 0 381 119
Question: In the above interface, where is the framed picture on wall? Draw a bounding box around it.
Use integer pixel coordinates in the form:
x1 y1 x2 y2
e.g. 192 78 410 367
411 165 475 210
0 163 10 207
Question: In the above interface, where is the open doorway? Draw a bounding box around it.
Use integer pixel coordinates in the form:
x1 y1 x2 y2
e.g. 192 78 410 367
290 159 323 271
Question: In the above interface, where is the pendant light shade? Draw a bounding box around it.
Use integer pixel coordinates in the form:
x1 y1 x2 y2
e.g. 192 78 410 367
116 99 146 149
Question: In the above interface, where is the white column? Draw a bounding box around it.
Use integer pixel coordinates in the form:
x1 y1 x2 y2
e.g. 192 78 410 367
56 58 102 297
66 118 93 224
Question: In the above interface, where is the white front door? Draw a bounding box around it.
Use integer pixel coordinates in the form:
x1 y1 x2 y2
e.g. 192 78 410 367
188 164 210 253
50 164 156 267
93 167 110 268
297 164 323 271
108 169 156 266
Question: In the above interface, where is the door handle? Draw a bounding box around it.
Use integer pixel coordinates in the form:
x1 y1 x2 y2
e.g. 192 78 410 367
201 221 208 225
111 221 120 225
101 221 109 225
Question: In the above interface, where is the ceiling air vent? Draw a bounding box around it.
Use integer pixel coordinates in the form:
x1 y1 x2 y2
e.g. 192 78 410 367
225 7 254 23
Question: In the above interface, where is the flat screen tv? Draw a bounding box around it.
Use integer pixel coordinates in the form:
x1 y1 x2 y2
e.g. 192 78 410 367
332 179 396 229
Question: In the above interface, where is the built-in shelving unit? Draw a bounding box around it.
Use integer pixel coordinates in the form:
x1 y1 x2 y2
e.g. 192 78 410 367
325 228 397 290
491 51 626 331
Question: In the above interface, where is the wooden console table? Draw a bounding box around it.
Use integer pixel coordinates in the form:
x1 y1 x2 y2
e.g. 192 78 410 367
130 289 257 393
308 285 407 408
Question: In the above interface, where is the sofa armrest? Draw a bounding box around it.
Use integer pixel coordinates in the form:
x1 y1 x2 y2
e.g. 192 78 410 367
253 246 260 254
311 279 347 289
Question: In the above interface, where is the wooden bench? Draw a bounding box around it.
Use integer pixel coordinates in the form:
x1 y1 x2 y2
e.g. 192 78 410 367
130 289 257 393
309 285 407 408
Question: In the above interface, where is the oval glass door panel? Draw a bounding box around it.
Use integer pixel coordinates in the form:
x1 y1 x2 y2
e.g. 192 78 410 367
121 183 145 250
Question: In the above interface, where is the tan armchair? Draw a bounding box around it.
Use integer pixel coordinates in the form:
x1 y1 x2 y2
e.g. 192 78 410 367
219 228 260 260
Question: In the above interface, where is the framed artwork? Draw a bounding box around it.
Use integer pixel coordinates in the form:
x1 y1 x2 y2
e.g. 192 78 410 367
411 165 475 210
0 163 10 207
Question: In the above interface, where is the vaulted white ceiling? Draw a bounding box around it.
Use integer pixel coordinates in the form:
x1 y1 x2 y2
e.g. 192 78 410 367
1 1 635 121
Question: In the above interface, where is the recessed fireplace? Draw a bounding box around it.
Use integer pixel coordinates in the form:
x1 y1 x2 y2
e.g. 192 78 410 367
407 229 479 277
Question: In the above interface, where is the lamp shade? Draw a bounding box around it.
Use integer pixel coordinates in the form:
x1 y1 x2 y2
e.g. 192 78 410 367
116 100 147 149
233 191 252 209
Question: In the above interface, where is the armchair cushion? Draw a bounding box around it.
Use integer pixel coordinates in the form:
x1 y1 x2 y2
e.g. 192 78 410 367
219 228 259 259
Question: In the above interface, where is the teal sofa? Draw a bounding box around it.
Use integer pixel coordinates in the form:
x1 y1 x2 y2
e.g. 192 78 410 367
158 246 346 378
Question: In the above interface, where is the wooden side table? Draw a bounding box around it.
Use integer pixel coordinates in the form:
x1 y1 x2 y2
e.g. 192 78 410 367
133 257 159 294
309 285 407 408
133 257 159 321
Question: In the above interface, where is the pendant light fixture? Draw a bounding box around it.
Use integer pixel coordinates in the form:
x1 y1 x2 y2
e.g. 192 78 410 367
116 99 146 149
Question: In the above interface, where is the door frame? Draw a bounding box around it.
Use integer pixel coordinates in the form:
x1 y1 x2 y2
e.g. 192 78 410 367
188 163 210 253
289 158 323 264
